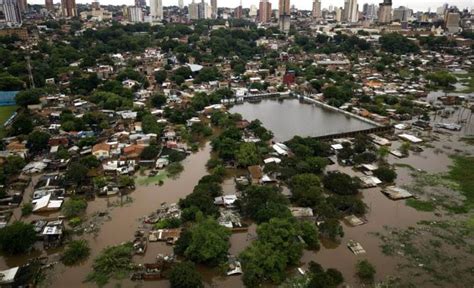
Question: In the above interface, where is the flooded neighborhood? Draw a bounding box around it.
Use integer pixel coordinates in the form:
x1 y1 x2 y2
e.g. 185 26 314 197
0 0 474 287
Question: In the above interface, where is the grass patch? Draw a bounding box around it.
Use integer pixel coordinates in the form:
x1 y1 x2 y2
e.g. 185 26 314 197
0 106 17 125
406 199 436 212
137 171 168 186
445 156 474 210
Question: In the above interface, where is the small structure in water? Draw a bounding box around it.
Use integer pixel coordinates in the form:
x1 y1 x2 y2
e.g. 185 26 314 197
347 240 366 255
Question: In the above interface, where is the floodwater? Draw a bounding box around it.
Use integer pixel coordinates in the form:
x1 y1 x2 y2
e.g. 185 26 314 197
229 98 375 141
3 103 473 287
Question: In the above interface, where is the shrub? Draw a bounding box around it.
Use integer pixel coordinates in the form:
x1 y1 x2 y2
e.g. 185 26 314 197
62 240 91 266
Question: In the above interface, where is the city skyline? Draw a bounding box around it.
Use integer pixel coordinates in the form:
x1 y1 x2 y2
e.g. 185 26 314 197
29 0 473 11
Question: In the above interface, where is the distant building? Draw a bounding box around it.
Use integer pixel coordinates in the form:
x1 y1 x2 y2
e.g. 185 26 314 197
363 3 378 21
312 0 321 19
128 6 143 22
135 0 146 8
178 0 184 9
150 0 163 21
258 0 271 23
45 0 54 11
2 0 22 25
211 0 217 18
249 4 257 17
393 6 411 22
378 0 392 24
343 0 358 23
234 5 243 19
335 7 342 22
445 12 461 33
61 0 77 17
189 0 199 20
279 0 290 33
17 0 27 13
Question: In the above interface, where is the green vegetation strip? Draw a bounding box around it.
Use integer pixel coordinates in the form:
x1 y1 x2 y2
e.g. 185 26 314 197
137 171 168 186
445 156 474 210
406 199 436 212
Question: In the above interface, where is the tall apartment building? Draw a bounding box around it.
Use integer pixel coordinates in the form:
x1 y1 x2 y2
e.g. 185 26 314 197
249 5 257 17
61 0 77 17
445 11 461 33
378 0 392 24
211 0 217 18
2 0 22 24
343 0 358 23
312 0 321 19
258 0 271 23
393 6 412 22
189 0 199 20
150 0 163 21
279 0 290 33
128 6 143 22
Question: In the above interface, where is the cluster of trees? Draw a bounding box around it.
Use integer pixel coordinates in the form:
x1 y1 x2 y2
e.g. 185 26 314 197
380 33 420 54
175 215 230 266
283 261 344 287
426 71 458 91
179 174 224 221
293 32 371 54
240 217 320 286
337 135 377 165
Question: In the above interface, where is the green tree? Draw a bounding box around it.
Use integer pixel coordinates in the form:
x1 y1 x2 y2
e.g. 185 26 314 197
66 162 89 187
235 142 260 167
176 216 230 266
319 218 344 241
62 198 88 218
169 262 204 288
426 71 457 91
154 70 168 84
323 172 360 196
86 243 133 287
15 88 44 107
10 113 33 135
240 218 308 286
289 174 323 207
140 145 159 160
62 240 91 266
27 131 51 153
0 221 36 255
150 93 167 108
373 166 397 183
356 259 376 282
239 185 291 223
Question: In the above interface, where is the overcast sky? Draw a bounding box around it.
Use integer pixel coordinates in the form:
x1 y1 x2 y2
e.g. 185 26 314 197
31 0 472 12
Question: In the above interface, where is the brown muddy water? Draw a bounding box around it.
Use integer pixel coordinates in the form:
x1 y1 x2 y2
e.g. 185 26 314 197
2 106 473 287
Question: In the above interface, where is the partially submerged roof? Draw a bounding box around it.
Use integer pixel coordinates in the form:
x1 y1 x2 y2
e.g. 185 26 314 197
382 186 413 200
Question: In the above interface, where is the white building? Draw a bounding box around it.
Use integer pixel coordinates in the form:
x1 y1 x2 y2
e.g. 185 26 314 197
150 0 163 21
2 0 22 25
129 6 144 22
